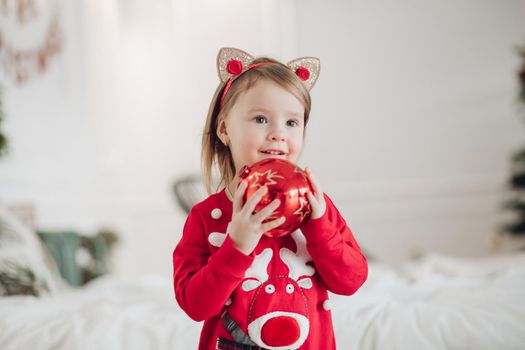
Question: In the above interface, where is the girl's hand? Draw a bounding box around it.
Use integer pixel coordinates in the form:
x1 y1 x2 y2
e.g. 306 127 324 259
305 167 326 219
229 181 285 255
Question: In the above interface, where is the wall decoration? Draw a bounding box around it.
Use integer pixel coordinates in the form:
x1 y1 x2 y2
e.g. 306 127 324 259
0 0 63 85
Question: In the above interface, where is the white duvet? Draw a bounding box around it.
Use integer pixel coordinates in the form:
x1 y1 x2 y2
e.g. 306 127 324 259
332 253 525 350
1 253 524 350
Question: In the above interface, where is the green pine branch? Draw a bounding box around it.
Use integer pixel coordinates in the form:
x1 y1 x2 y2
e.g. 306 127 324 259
0 86 7 157
519 45 525 105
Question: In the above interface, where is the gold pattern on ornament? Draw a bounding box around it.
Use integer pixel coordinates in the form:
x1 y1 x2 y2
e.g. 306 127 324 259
251 170 285 189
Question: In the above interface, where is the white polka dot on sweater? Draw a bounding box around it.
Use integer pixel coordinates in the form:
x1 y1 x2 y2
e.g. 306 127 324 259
323 300 332 311
211 208 222 219
208 232 226 247
225 298 232 306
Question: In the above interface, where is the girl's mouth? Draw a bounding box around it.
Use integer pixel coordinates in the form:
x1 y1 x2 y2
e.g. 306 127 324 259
260 150 286 156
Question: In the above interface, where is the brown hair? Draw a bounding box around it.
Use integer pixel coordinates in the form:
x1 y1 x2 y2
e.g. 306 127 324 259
201 57 312 194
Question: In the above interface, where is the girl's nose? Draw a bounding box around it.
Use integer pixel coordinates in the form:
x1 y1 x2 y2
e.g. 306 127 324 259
270 133 286 142
270 134 286 141
269 127 286 142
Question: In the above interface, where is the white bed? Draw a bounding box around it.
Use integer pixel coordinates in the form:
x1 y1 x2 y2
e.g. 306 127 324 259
1 203 524 349
331 253 525 350
1 252 524 350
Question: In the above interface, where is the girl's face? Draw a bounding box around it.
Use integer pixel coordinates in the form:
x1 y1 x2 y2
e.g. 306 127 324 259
217 79 306 174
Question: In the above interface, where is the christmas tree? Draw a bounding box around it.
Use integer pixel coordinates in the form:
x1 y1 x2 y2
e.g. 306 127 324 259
502 46 525 236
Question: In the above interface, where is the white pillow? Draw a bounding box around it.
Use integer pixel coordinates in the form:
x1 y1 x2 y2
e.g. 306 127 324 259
0 204 64 296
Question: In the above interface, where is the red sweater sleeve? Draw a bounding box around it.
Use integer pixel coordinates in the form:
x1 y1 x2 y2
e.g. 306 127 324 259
301 194 368 295
172 206 254 321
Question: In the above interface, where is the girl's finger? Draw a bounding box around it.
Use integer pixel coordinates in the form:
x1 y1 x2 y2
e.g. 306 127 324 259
305 168 321 198
261 216 286 233
233 180 248 213
243 186 268 214
307 186 326 219
252 199 281 222
306 191 318 208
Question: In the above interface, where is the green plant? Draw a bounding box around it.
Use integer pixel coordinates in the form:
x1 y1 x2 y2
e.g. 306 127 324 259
502 46 525 236
0 86 7 157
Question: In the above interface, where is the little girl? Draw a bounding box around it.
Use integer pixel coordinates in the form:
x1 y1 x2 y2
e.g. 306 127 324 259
172 47 368 350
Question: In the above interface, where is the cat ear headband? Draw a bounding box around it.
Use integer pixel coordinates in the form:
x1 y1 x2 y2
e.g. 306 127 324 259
217 47 321 109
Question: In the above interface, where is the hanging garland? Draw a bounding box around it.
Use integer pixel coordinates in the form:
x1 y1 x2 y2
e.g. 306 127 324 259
0 0 63 85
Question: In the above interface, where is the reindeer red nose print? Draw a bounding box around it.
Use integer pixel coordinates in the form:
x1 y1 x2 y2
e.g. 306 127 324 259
238 159 313 237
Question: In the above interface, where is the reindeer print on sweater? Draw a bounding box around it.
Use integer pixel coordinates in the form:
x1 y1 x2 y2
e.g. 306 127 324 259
214 230 315 348
173 189 368 350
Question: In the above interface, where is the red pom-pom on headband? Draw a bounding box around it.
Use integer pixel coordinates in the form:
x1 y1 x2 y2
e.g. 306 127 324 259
226 59 243 75
295 66 310 81
216 47 320 110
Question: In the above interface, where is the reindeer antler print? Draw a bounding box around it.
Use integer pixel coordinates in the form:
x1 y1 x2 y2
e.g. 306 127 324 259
242 248 273 291
280 230 315 289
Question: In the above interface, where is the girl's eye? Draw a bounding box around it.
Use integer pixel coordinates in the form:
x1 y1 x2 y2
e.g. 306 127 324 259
287 120 299 127
254 115 267 124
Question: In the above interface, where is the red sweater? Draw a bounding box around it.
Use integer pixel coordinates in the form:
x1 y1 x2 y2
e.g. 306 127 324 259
172 189 368 349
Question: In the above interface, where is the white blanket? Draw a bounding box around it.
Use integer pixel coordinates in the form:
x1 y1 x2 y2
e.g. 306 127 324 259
332 253 525 350
1 253 524 350
0 275 200 349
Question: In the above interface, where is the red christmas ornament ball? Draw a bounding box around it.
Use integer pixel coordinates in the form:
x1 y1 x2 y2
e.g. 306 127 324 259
238 158 313 238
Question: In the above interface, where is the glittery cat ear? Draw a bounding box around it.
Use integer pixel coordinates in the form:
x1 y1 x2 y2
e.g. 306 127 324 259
217 47 255 84
287 57 321 91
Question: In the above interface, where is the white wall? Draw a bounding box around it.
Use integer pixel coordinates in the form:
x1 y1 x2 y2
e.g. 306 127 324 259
1 0 525 276
297 0 525 262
